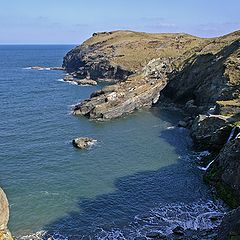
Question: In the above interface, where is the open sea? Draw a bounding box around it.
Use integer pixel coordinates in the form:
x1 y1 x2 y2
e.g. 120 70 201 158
0 45 226 239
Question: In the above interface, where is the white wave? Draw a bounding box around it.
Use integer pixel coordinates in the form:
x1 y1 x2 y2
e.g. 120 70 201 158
96 200 226 239
17 230 68 240
57 79 64 82
57 79 78 85
227 127 236 143
22 67 32 70
198 159 215 171
167 126 175 130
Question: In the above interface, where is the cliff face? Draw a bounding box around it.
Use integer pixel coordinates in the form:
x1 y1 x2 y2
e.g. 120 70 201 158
161 39 240 112
0 188 12 240
63 30 210 80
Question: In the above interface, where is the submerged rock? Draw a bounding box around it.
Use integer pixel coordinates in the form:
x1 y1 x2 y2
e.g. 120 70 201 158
72 137 97 149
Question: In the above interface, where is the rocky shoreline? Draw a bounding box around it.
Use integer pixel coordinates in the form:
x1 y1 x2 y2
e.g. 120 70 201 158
1 30 239 239
63 30 240 239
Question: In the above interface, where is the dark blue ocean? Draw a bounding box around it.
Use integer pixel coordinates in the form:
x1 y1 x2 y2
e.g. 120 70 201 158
0 45 226 239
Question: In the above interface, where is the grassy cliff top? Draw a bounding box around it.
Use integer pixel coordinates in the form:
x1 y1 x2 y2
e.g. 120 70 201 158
76 30 240 72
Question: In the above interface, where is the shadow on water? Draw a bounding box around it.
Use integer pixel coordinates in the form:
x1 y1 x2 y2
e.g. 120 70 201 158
38 108 213 239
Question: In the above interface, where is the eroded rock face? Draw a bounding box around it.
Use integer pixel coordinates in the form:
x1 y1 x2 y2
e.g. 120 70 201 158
0 188 12 240
218 207 240 240
161 39 240 111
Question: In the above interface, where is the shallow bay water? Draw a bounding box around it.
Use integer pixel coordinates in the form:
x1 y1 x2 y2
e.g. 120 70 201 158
0 45 226 239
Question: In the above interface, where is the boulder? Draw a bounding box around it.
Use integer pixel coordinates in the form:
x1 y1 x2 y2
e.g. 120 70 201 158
72 137 96 149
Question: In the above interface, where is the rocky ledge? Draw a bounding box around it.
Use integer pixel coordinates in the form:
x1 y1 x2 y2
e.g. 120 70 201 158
73 59 172 119
63 74 97 86
0 188 12 240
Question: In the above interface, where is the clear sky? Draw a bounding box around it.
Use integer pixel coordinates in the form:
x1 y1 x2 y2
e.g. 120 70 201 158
1 0 239 44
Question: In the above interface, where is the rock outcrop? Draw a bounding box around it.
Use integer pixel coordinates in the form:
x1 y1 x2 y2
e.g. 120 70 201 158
72 137 97 149
63 75 97 86
0 188 12 240
73 70 168 120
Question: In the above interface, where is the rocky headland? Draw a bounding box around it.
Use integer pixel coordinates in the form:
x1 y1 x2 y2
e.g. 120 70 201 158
63 30 240 239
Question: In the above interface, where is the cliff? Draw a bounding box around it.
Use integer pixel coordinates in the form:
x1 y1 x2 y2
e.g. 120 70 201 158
64 30 240 120
63 30 210 80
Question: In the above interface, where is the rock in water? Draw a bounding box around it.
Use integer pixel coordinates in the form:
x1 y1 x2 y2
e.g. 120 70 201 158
0 188 12 240
75 79 97 86
72 137 96 149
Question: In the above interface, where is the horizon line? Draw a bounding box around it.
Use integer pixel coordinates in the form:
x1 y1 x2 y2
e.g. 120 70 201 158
0 43 78 45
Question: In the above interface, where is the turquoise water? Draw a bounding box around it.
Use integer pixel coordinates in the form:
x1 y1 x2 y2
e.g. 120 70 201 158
0 45 225 239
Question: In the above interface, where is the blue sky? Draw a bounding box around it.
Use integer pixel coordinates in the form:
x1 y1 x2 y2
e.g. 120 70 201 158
1 0 239 44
